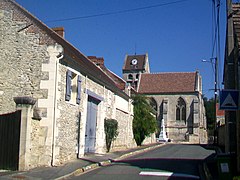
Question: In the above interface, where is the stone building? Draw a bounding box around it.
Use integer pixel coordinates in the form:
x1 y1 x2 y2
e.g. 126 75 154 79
223 1 240 174
0 0 136 170
123 54 208 143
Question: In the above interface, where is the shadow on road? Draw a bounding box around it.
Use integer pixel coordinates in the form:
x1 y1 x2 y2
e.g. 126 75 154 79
112 143 218 179
114 157 201 175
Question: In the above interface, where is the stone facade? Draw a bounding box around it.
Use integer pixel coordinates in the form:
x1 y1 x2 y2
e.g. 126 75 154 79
147 94 207 143
0 0 135 170
150 89 207 144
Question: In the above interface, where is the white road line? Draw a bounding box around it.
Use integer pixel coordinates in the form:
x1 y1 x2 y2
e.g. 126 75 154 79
139 171 200 179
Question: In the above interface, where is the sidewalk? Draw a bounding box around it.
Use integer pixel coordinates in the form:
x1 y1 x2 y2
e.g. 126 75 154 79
0 143 163 180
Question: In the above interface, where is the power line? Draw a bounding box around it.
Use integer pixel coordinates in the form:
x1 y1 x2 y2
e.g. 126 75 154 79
211 0 222 91
46 0 192 23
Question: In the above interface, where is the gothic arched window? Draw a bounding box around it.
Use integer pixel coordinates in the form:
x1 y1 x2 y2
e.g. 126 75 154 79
128 74 133 80
176 97 186 122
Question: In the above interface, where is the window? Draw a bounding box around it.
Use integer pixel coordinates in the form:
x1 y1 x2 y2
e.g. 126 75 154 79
136 74 139 80
128 74 133 80
176 97 186 122
65 70 81 104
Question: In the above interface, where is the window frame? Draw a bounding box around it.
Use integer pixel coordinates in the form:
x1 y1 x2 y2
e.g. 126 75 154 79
176 97 186 123
65 68 82 105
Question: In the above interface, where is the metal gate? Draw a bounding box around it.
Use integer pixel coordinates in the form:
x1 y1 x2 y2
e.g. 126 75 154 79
0 110 21 170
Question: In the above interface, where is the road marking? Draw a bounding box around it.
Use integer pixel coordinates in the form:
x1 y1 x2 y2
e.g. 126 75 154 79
139 171 200 179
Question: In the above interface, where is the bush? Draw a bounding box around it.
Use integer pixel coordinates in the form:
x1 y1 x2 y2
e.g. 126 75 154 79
104 118 118 152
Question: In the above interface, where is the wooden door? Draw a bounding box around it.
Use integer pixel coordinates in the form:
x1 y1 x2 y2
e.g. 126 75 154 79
85 97 99 153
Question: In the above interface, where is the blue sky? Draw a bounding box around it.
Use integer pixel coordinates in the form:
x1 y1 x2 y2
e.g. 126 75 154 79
15 0 228 98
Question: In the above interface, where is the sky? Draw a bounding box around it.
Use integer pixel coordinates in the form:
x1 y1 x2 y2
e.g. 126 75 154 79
15 0 229 98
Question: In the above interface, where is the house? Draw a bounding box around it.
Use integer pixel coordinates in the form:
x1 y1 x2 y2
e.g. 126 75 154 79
216 103 225 126
223 1 240 174
122 54 208 144
0 0 135 170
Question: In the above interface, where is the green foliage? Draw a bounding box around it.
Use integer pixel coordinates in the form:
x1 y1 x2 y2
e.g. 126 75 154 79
132 95 158 146
203 96 215 135
104 118 118 152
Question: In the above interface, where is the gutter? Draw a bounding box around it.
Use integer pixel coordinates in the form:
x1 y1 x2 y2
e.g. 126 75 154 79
51 51 64 166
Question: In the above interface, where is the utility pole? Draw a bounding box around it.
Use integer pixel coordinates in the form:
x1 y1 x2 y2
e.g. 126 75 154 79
214 57 218 145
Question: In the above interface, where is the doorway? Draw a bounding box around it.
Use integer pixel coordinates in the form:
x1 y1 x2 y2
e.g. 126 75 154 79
84 96 100 153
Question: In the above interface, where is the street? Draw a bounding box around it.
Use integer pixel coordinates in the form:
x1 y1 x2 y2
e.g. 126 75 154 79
68 144 215 180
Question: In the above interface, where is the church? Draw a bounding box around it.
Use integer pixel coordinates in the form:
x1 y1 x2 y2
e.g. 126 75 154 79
122 53 208 144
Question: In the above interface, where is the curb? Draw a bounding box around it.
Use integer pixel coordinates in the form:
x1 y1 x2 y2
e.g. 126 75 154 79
55 143 165 180
114 143 165 161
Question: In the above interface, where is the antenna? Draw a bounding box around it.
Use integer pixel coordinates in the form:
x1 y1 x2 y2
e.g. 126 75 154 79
134 43 137 55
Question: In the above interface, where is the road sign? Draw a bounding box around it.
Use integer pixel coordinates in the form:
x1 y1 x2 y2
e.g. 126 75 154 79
219 90 239 110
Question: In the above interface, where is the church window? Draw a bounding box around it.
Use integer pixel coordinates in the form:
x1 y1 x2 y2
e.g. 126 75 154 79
128 74 133 80
176 97 186 122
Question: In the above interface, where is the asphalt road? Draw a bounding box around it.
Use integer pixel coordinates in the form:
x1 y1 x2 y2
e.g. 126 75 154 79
68 144 215 180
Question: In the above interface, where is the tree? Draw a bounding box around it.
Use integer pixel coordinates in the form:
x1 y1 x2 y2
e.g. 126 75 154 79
203 96 215 135
132 95 158 146
104 118 118 152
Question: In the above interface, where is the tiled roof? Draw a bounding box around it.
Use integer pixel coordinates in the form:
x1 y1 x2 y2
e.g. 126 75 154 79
123 54 146 71
88 56 126 90
138 72 197 94
216 103 225 117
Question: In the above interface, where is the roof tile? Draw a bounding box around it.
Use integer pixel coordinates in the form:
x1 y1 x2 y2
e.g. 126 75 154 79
138 72 197 94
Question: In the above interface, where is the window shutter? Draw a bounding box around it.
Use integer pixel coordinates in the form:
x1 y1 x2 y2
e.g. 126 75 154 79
65 70 72 101
76 75 81 104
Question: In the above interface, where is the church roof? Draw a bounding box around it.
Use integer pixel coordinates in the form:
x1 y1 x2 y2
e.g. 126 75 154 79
138 72 197 94
123 54 147 71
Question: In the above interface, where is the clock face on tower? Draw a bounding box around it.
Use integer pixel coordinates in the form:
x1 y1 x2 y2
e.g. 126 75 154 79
131 59 138 65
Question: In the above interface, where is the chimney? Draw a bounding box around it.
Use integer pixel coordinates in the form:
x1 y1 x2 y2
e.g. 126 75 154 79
52 27 65 38
88 56 104 67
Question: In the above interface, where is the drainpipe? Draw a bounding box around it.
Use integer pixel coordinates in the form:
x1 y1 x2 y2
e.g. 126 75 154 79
51 51 64 166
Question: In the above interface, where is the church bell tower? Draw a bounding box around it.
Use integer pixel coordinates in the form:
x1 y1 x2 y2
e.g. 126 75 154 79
122 53 150 90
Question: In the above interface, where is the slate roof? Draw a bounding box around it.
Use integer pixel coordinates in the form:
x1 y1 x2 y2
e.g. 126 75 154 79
123 54 147 71
138 72 197 94
2 0 129 99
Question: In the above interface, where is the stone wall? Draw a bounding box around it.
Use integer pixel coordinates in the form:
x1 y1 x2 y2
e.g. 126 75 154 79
0 2 56 168
145 94 207 143
112 109 136 150
0 7 48 114
56 62 135 162
1 0 135 169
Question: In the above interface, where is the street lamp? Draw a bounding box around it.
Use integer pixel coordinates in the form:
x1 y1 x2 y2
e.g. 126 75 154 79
202 57 218 144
